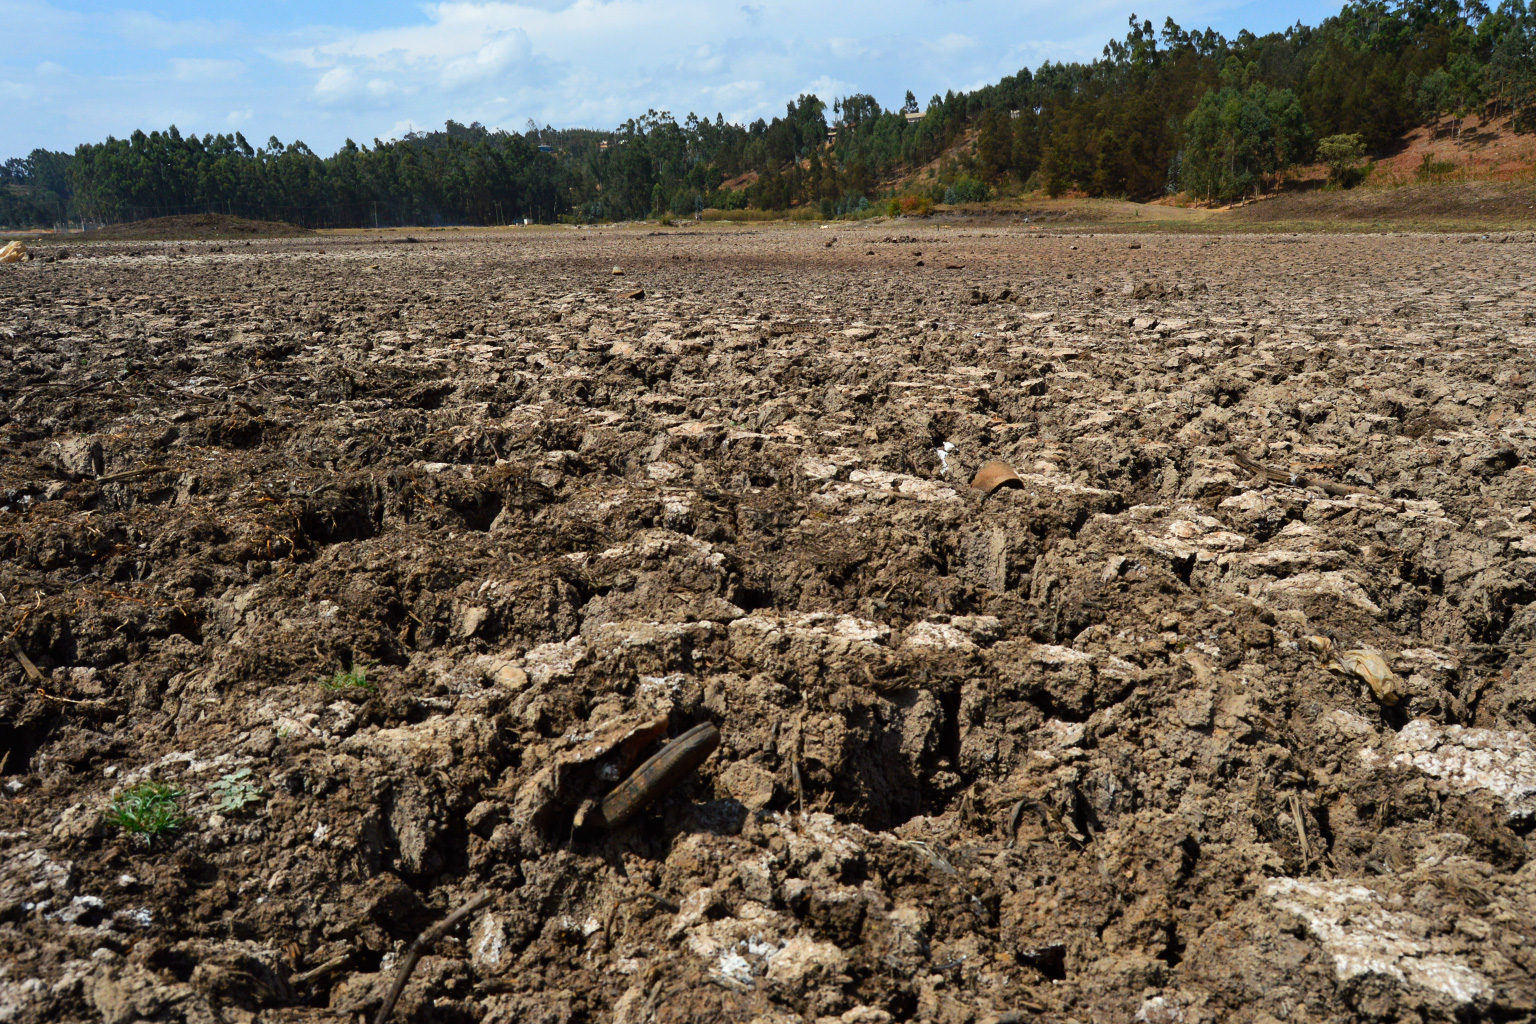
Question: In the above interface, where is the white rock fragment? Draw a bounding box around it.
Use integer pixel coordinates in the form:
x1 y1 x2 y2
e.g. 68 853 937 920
1265 877 1491 1005
1391 719 1536 820
471 913 505 968
844 468 958 502
901 615 1001 653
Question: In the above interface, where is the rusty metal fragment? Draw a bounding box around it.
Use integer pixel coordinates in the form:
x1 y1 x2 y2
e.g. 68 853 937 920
971 460 1024 495
598 722 720 828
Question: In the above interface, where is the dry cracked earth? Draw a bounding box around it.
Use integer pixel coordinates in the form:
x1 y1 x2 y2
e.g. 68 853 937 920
3 224 1536 1024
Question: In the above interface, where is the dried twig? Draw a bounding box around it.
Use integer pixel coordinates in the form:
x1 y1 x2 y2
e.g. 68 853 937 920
8 639 42 683
1290 793 1311 872
292 952 351 985
96 465 169 484
1230 450 1373 497
373 892 492 1024
35 688 107 708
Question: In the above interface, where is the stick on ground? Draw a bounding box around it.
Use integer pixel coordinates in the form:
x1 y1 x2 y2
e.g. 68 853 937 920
373 891 492 1024
1229 450 1373 497
8 639 43 683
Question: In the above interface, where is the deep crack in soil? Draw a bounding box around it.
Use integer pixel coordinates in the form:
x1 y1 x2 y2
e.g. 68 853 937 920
3 225 1536 1023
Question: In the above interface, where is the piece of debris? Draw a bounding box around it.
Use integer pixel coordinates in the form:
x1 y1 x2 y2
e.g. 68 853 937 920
374 892 492 1024
1231 450 1373 497
1310 636 1402 704
599 722 720 827
612 266 624 274
971 460 1024 495
0 241 27 263
8 638 43 683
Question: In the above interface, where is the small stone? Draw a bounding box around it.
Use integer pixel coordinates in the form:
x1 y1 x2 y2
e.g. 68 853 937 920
492 663 529 689
719 761 776 810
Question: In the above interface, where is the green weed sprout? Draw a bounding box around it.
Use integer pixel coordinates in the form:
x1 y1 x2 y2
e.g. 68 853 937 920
324 663 374 692
105 781 185 841
210 768 263 814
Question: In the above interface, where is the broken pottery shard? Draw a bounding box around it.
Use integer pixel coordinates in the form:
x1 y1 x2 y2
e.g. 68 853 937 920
971 460 1023 495
624 288 646 300
599 722 720 828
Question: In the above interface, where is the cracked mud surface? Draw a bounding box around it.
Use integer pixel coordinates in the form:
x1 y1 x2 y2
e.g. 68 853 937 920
3 224 1536 1023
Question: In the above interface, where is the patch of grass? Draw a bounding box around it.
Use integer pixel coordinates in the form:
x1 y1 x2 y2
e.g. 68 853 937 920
324 663 374 692
105 781 185 840
210 768 263 814
700 208 781 222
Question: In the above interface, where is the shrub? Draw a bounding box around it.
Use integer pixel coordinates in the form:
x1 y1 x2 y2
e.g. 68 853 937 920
105 781 184 840
943 177 990 204
898 194 934 216
1318 134 1369 188
1415 152 1458 180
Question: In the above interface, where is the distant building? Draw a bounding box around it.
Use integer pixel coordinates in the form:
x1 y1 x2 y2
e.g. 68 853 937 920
599 141 609 150
1009 109 1021 120
905 110 924 123
538 144 553 153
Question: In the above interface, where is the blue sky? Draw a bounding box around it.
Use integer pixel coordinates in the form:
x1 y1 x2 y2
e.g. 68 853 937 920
2 0 1343 158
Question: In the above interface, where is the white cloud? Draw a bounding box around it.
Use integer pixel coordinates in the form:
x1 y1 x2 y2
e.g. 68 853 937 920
315 66 359 99
107 10 238 50
932 33 978 54
439 29 534 87
172 58 246 82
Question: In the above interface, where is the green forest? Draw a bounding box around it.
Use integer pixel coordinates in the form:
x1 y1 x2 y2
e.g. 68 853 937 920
2 0 1533 228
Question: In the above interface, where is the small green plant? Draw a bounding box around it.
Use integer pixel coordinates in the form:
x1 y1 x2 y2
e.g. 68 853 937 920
1416 152 1458 180
105 781 185 841
210 768 263 814
324 663 374 692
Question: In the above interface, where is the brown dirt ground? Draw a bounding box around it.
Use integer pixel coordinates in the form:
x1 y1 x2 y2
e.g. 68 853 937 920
3 225 1536 1024
1227 180 1536 228
1372 113 1536 185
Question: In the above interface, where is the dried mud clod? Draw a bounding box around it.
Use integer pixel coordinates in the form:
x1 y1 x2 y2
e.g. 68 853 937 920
2 227 1536 1024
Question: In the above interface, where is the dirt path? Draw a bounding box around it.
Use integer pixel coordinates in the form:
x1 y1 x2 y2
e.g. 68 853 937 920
3 225 1536 1023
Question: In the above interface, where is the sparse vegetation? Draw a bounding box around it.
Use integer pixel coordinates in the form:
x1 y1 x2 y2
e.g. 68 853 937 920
1417 151 1460 180
210 768 263 814
104 781 184 840
324 663 374 692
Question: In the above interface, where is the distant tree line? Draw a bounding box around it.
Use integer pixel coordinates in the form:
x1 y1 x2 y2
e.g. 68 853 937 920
2 0 1532 227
